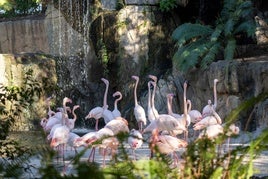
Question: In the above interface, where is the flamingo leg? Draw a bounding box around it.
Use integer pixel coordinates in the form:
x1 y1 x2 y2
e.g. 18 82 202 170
88 147 96 162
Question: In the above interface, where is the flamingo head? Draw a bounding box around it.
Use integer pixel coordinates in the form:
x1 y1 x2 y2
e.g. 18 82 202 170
183 81 188 89
63 97 72 108
186 99 191 105
148 75 157 82
101 78 109 85
113 91 122 97
85 107 103 119
214 79 219 84
73 105 80 111
132 75 139 81
40 118 48 128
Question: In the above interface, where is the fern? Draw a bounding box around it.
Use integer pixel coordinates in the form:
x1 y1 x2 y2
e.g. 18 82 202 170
172 0 256 72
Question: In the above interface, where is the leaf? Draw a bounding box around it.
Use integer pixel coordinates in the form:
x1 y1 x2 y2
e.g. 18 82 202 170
172 23 213 45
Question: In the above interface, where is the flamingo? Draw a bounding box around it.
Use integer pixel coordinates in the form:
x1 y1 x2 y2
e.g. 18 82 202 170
187 99 202 123
202 79 219 118
166 93 182 118
67 132 80 154
67 105 80 131
165 82 190 139
193 104 222 130
50 97 72 160
44 98 72 132
147 81 156 122
128 129 143 160
101 78 115 124
197 124 224 139
98 137 119 167
165 93 184 136
150 128 187 166
112 91 122 118
143 83 187 135
223 123 240 152
132 75 147 132
148 75 159 119
85 106 103 131
46 96 55 118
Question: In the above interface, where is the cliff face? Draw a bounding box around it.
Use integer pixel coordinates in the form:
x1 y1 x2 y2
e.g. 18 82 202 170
0 1 267 131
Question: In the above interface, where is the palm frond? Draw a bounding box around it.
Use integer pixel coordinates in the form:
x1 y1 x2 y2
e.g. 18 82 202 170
210 25 223 42
173 37 210 71
237 1 254 18
201 42 221 69
172 23 213 46
224 37 236 60
224 19 235 36
234 20 256 37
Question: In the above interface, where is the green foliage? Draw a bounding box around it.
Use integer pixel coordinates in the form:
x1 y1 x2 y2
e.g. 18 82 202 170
172 0 256 72
97 39 109 76
159 0 178 12
0 0 42 18
0 68 42 139
0 138 32 160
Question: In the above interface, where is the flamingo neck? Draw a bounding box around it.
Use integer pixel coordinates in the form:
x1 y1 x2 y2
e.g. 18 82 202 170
187 100 192 113
183 84 187 115
213 81 218 109
151 83 156 109
134 78 139 106
103 82 109 108
148 82 152 108
167 95 172 115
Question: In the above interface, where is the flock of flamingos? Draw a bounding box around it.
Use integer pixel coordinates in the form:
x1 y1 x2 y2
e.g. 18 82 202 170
39 75 240 167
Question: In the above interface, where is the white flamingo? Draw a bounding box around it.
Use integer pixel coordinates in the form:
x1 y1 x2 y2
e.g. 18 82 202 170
112 91 122 118
197 124 224 139
148 75 159 119
67 132 80 154
202 79 219 118
85 106 103 131
128 129 143 160
132 75 147 132
44 98 72 132
46 96 55 118
187 99 202 123
67 105 80 131
193 104 222 130
147 81 156 122
101 78 115 124
50 97 72 160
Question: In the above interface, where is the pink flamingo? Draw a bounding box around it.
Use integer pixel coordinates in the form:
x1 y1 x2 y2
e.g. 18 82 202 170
150 128 187 166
